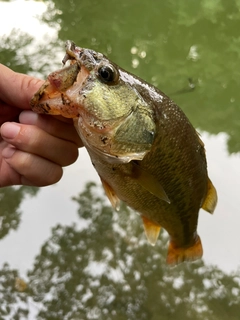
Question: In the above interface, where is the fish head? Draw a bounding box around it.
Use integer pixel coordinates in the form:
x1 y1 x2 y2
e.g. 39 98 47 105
31 41 156 163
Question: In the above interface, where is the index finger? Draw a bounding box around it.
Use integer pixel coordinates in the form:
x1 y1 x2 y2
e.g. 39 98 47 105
0 64 44 110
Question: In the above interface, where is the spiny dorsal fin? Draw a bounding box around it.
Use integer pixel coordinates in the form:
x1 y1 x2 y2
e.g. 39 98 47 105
201 178 218 214
196 130 205 149
142 216 161 246
131 161 170 204
100 177 121 211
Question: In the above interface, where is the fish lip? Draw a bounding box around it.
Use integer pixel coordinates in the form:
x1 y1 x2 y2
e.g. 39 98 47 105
63 40 104 72
62 40 82 65
30 62 89 118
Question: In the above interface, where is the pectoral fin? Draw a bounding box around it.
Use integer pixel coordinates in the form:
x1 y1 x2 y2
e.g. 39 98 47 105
100 177 121 211
142 216 161 246
201 178 218 214
131 161 170 203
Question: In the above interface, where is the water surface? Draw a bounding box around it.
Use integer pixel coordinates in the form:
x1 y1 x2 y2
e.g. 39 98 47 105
0 1 240 319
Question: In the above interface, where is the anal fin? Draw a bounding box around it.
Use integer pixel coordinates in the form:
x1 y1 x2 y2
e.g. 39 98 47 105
202 178 218 214
166 236 203 266
142 216 161 246
100 177 121 211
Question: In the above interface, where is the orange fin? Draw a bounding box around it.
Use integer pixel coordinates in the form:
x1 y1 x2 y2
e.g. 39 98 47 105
166 236 203 265
142 216 161 246
201 178 218 214
100 177 121 211
131 161 170 204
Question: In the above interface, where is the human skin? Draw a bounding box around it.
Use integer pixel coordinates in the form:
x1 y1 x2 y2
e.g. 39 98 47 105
0 64 83 187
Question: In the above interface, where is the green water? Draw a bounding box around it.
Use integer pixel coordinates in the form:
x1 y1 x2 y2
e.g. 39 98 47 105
1 0 240 319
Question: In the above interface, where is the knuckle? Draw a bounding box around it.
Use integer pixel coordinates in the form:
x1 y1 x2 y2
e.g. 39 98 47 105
17 125 40 150
61 146 79 166
11 151 63 187
42 166 63 186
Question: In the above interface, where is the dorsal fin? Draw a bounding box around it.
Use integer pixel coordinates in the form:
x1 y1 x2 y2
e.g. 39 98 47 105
131 161 170 204
142 216 161 246
201 178 218 214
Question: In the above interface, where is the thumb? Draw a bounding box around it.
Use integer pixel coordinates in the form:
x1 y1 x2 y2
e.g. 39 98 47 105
0 64 44 110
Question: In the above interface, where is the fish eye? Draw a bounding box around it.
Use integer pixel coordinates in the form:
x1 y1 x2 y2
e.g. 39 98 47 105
97 64 119 84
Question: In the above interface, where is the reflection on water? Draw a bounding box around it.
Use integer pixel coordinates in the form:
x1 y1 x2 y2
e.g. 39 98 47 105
1 0 240 318
1 182 240 319
0 186 39 240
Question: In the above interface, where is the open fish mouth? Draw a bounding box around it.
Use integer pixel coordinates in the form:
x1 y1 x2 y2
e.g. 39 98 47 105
31 41 116 119
30 61 89 118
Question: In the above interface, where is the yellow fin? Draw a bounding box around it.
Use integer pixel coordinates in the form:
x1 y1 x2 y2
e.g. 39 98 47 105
142 216 161 246
131 161 170 204
166 236 203 266
202 178 218 214
100 177 121 211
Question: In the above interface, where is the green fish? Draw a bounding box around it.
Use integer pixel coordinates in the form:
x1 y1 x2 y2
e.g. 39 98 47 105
31 41 217 265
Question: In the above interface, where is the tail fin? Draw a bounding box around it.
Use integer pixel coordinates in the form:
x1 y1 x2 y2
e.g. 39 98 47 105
166 236 203 265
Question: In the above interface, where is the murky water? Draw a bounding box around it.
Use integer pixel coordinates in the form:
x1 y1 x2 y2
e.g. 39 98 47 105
0 0 240 319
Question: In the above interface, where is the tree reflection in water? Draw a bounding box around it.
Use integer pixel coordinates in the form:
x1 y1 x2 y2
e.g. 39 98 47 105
1 183 239 319
0 186 39 240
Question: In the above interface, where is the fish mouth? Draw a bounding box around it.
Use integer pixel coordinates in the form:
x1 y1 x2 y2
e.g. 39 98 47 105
31 41 103 118
31 40 105 119
31 61 90 118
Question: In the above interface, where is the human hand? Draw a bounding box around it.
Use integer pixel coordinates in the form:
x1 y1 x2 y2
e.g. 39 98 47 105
0 64 83 187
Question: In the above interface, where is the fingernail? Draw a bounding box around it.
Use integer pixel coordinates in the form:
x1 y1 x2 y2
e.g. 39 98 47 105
2 146 16 159
19 111 38 125
1 123 20 140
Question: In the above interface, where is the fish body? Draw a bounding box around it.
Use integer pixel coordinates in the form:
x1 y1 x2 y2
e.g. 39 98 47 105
31 41 217 265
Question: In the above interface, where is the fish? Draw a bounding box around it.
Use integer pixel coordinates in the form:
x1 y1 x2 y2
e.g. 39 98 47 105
30 40 218 265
